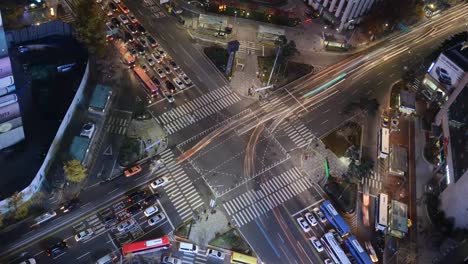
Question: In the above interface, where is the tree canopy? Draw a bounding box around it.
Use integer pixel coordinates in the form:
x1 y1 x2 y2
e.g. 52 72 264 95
64 160 87 183
73 0 107 56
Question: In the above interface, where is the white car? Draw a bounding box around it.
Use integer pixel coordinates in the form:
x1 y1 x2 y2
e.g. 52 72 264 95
19 258 36 264
180 73 192 86
173 78 185 90
144 204 159 217
296 217 311 232
310 236 323 252
162 256 181 264
148 213 165 226
156 68 166 78
117 218 136 232
150 177 169 189
118 14 129 25
112 0 121 3
324 259 333 264
166 94 175 104
80 122 95 138
313 207 327 223
156 48 166 57
207 249 225 259
152 53 163 64
305 212 318 226
74 228 94 242
365 241 379 263
146 56 155 66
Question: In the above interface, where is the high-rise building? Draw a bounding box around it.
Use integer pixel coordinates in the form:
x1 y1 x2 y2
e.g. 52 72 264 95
430 43 468 228
0 11 25 150
308 0 383 31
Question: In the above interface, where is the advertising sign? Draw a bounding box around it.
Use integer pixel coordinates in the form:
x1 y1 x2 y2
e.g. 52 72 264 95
0 101 21 124
429 53 465 90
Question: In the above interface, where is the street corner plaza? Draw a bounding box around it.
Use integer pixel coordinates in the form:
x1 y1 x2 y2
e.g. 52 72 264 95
177 110 290 198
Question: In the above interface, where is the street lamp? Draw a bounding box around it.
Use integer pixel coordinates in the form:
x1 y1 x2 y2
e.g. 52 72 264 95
234 11 237 25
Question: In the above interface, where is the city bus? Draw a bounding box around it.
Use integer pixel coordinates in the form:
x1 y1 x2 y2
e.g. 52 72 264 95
122 236 171 256
322 232 351 264
230 252 257 264
320 200 351 238
375 193 389 231
133 66 159 97
344 235 373 264
378 127 389 159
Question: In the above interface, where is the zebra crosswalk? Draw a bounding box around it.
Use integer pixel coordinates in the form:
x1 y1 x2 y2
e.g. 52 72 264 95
238 40 257 54
283 123 315 148
105 115 130 135
362 158 385 193
159 149 204 221
223 167 314 227
181 249 208 264
157 85 240 134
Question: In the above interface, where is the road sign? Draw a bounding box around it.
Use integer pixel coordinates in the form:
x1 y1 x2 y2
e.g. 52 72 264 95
324 159 329 179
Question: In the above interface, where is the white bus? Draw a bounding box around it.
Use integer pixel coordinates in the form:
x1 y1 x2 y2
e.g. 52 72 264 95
378 128 389 159
322 232 351 264
0 75 14 89
375 193 388 231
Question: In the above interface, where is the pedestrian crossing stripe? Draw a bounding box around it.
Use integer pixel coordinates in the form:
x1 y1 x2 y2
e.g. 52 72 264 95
224 167 317 227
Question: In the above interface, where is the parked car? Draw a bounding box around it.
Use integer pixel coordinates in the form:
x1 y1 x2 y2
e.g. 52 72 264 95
117 218 136 232
143 193 161 205
169 60 179 70
151 77 161 86
165 80 175 92
310 236 323 252
144 204 159 217
124 165 142 177
304 212 318 226
156 48 166 57
207 249 225 259
111 17 121 27
313 207 327 223
109 2 118 12
103 215 117 227
136 24 146 34
152 52 163 64
173 78 185 90
124 31 134 43
180 73 192 86
146 35 157 48
146 56 155 66
163 65 171 74
162 256 181 264
126 23 137 34
148 213 165 226
46 241 68 257
138 36 149 48
150 177 169 189
80 122 95 138
156 68 166 78
214 31 227 38
19 258 36 264
296 217 311 232
118 14 129 24
74 228 94 242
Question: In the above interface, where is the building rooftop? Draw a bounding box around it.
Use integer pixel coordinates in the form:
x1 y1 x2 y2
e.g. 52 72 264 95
389 200 408 235
69 136 90 163
444 42 468 72
399 90 416 111
89 84 111 111
389 145 408 176
448 84 468 182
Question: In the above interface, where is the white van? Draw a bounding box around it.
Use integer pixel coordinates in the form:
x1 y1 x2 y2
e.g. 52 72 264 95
96 253 114 264
178 242 198 253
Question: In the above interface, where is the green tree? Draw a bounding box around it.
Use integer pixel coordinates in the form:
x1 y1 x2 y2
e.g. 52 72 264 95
0 213 4 229
73 0 107 56
0 0 27 29
9 191 24 211
429 32 468 61
14 204 29 220
63 160 88 183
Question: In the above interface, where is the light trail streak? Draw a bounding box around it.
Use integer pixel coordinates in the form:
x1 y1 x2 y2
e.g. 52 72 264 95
302 73 347 98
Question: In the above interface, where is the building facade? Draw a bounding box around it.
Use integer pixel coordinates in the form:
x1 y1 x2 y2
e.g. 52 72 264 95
308 0 383 31
429 42 468 228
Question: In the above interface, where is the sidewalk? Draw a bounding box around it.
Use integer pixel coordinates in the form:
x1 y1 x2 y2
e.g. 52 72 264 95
230 52 263 99
188 209 231 247
413 117 438 264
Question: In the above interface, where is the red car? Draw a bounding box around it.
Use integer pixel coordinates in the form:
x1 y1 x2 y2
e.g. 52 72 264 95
124 165 142 177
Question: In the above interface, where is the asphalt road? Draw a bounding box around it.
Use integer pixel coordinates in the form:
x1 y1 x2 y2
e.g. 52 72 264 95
2 2 468 264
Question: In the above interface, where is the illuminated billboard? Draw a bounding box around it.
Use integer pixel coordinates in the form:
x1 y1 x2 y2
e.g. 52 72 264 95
429 53 465 91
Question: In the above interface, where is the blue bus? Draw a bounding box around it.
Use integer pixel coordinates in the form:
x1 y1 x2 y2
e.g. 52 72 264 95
344 235 373 264
320 200 351 238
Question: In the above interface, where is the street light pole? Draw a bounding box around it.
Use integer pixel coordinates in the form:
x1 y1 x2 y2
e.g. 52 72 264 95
234 11 237 25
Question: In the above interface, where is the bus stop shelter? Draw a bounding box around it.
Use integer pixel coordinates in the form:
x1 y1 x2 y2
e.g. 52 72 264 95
257 25 284 42
198 14 227 32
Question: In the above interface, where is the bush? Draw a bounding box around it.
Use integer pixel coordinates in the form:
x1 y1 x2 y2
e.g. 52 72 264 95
14 204 29 220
